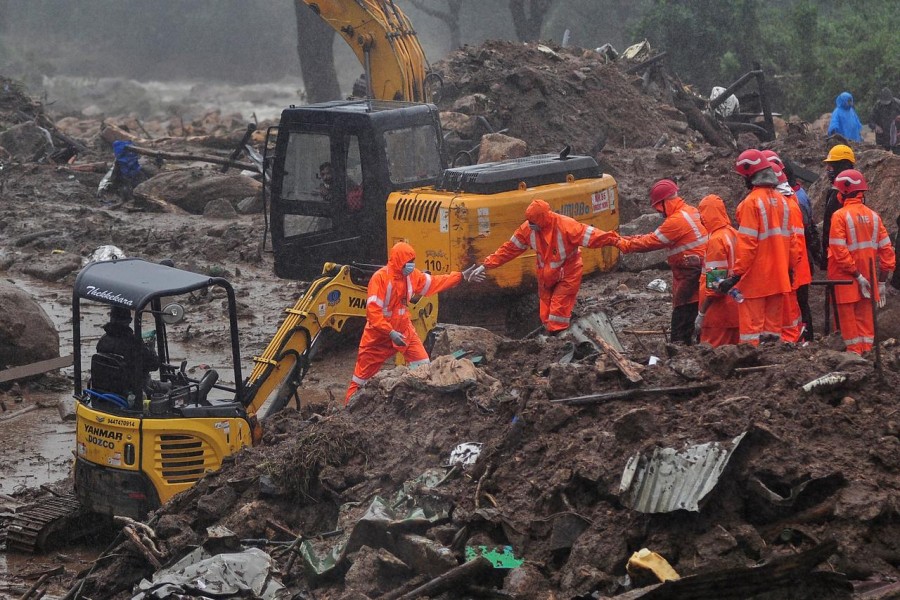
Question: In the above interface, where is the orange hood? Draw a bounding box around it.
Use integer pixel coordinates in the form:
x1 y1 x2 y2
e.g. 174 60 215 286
698 194 731 232
388 241 416 277
525 198 554 229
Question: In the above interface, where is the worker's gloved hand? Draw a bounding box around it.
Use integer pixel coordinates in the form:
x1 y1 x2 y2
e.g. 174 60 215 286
878 282 887 308
462 264 486 283
716 275 741 294
389 330 407 347
694 312 705 336
855 273 872 299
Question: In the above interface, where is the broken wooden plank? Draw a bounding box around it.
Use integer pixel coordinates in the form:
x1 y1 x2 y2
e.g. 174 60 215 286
581 328 644 383
0 355 74 384
129 145 257 172
0 404 38 421
380 556 492 600
551 383 719 406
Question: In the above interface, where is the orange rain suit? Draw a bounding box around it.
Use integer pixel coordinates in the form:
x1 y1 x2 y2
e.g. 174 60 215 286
482 199 619 332
697 195 739 347
732 186 796 346
345 242 462 403
827 196 895 354
781 193 812 342
617 196 708 344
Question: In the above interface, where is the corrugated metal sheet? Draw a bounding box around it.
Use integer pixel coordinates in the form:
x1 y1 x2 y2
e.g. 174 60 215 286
567 311 624 352
619 432 747 513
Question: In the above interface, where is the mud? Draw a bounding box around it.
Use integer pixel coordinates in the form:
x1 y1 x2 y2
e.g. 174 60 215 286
1 41 900 599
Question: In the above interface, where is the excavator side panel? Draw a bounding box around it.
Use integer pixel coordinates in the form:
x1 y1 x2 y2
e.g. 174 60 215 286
386 175 620 295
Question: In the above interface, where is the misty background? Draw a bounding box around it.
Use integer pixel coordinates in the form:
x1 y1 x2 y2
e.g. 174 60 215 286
0 0 897 122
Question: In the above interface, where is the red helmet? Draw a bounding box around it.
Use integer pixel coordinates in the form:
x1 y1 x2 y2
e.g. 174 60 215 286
649 179 679 206
764 155 788 184
761 149 784 168
833 169 867 195
734 149 770 177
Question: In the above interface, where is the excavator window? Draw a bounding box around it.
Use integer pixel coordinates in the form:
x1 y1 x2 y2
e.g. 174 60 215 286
384 124 442 185
281 131 333 237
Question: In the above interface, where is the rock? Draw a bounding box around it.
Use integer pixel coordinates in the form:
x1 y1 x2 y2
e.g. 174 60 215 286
0 281 59 370
57 396 77 421
613 407 655 443
668 357 708 380
203 197 237 219
19 251 82 282
504 563 551 599
451 93 489 115
548 363 595 398
428 324 503 362
345 546 412 597
694 525 738 559
156 514 192 539
196 485 239 522
134 168 261 214
391 533 457 577
835 481 890 521
700 343 759 377
617 214 668 271
869 436 900 472
668 120 689 133
478 132 528 163
439 111 478 138
236 195 263 214
0 122 53 161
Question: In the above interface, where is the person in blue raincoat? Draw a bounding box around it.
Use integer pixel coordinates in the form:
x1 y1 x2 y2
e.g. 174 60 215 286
826 92 863 142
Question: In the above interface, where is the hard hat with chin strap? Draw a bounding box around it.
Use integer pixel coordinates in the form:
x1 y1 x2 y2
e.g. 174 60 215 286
833 169 867 195
734 149 770 177
649 179 678 207
823 144 856 164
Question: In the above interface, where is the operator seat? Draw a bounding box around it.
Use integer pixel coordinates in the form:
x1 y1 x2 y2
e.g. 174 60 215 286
88 352 136 408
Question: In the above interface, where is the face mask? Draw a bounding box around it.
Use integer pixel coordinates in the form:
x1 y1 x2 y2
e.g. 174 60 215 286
402 262 415 276
528 223 541 232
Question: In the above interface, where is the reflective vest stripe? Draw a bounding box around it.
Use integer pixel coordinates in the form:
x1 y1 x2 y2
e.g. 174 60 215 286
510 235 528 250
740 332 760 342
420 273 433 296
681 210 703 240
654 228 672 244
845 213 858 248
844 336 874 345
667 235 708 257
351 375 368 385
582 226 595 247
367 295 384 307
548 314 570 324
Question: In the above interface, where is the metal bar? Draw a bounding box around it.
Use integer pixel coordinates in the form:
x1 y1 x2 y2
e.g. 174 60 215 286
708 70 762 110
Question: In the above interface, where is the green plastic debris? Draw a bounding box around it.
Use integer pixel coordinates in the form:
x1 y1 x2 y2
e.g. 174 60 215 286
465 545 524 569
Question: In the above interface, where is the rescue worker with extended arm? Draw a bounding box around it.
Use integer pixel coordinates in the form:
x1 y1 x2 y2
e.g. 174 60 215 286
717 149 797 346
820 144 857 270
694 194 740 347
615 180 708 344
345 242 483 404
764 151 811 343
473 198 619 334
827 170 895 354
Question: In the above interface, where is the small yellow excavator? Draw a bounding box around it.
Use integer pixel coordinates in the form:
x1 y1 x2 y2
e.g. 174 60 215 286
66 259 434 521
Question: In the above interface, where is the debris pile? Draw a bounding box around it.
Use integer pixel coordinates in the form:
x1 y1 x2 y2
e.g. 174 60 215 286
63 336 900 599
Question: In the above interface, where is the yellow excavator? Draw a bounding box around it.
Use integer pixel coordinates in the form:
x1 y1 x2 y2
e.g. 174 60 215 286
63 259 434 522
275 1 621 297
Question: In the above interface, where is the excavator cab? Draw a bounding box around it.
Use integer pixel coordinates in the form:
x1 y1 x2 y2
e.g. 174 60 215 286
72 258 251 518
266 100 445 280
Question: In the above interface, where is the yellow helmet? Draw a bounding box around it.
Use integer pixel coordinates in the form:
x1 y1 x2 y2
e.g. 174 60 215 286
823 144 856 163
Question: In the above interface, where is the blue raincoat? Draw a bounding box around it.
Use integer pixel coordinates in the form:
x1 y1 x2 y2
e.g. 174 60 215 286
826 92 863 141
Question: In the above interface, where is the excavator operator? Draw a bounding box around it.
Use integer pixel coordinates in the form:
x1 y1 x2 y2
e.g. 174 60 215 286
345 242 484 404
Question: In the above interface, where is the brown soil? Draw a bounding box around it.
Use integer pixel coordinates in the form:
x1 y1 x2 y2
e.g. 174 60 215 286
2 39 900 599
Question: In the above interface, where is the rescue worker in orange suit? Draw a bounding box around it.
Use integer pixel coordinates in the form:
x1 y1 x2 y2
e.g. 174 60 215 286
763 150 811 343
717 149 797 346
344 242 484 404
614 180 708 344
820 144 857 270
827 169 895 354
694 194 740 346
471 198 619 334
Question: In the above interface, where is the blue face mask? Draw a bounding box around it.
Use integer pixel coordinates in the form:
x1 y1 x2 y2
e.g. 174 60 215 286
528 223 541 232
402 262 415 276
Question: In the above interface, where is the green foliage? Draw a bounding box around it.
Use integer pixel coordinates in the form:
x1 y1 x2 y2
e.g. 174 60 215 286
633 0 900 120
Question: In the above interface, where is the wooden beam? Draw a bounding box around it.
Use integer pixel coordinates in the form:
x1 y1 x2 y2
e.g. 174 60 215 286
581 329 644 384
0 355 74 384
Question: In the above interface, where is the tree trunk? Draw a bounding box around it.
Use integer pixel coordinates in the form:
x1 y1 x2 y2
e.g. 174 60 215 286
294 2 342 103
509 0 554 41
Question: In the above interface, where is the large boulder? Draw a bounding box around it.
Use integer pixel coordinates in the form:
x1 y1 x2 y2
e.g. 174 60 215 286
0 282 59 370
134 168 262 215
618 213 668 271
478 133 528 163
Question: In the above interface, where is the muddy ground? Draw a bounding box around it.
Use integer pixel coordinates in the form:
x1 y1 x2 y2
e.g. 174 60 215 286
1 40 900 599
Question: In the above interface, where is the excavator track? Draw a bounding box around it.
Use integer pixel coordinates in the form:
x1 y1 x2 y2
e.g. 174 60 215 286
4 493 86 553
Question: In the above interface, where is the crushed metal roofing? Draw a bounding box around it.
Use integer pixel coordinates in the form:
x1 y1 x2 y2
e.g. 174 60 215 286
619 431 747 513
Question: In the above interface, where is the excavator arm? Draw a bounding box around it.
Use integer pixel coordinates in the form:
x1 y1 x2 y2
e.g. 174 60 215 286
243 263 436 438
298 0 428 101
